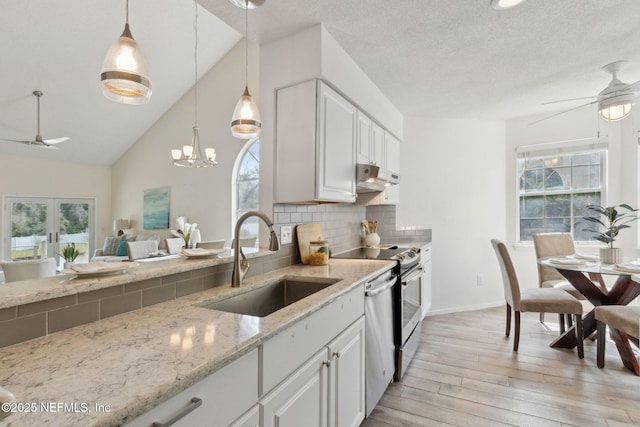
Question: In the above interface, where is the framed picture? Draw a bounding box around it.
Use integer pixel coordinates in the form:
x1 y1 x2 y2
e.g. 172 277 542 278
143 187 170 230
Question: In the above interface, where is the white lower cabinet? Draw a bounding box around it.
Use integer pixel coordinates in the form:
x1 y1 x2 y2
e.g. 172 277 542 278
230 404 259 427
124 349 258 427
126 284 365 427
261 316 365 427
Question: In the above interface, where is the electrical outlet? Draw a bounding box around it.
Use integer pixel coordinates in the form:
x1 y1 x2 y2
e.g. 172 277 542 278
280 225 292 244
476 275 483 286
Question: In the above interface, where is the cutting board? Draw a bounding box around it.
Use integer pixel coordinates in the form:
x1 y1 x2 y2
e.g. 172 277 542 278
296 223 324 264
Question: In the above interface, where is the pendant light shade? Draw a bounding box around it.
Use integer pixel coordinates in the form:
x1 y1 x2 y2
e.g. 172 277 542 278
230 0 262 139
100 0 152 105
231 86 261 139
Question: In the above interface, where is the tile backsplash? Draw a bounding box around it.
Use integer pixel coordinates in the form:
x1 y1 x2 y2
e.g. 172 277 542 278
272 203 431 261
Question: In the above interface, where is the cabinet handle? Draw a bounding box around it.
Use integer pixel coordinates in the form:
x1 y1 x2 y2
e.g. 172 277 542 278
322 360 331 368
333 352 341 359
152 397 202 427
55 232 59 243
48 232 52 243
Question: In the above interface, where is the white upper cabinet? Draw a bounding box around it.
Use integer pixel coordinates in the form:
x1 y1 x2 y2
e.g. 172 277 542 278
276 79 357 203
384 131 400 175
356 112 386 169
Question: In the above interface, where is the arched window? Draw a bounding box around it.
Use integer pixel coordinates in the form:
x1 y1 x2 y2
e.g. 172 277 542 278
232 139 260 242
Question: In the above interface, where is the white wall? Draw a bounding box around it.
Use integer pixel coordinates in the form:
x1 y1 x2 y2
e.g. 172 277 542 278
111 40 259 246
0 154 111 259
397 118 506 314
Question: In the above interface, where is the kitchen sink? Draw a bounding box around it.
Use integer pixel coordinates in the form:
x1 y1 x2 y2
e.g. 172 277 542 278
199 276 341 317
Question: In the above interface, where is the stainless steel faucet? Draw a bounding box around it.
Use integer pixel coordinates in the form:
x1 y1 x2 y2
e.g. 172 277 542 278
232 210 280 287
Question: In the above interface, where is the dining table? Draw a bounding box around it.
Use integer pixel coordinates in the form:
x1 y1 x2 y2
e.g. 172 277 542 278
539 255 640 374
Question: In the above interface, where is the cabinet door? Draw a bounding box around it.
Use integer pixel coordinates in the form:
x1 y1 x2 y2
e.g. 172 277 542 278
230 404 259 427
316 82 357 203
371 122 385 168
261 348 329 427
384 131 401 174
380 184 400 205
356 111 372 165
327 317 365 427
125 349 258 427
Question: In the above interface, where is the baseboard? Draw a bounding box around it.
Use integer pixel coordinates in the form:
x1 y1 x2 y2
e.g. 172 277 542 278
424 301 503 316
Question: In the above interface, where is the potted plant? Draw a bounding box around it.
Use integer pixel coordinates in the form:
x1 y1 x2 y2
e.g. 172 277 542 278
61 243 80 269
580 204 639 264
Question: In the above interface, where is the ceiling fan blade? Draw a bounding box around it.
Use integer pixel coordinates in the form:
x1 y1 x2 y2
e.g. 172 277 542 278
0 138 30 143
42 137 70 144
36 144 59 150
529 100 598 126
542 96 598 105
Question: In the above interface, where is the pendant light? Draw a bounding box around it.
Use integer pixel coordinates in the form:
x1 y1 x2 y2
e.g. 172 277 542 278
230 0 263 139
171 0 217 168
100 0 152 104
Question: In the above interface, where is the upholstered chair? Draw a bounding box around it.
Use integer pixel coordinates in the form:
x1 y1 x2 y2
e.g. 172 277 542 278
165 237 185 255
0 258 56 283
595 305 640 375
196 240 226 250
230 237 257 249
491 239 584 357
126 240 159 260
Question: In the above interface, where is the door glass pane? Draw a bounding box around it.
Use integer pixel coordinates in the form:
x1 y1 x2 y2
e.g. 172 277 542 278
10 201 48 261
58 202 90 265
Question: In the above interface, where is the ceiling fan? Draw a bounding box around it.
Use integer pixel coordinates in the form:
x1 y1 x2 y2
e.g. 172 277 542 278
0 90 70 149
531 60 640 125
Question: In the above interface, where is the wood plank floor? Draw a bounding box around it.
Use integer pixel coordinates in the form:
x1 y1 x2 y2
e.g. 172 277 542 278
361 306 640 427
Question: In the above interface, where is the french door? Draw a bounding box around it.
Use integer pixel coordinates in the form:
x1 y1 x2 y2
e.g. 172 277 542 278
3 197 95 268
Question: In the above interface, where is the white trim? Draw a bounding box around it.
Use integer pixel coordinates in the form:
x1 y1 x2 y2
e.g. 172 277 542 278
516 137 607 158
425 301 503 316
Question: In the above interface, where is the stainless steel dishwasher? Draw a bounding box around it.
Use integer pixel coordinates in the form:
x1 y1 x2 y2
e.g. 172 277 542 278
364 264 398 417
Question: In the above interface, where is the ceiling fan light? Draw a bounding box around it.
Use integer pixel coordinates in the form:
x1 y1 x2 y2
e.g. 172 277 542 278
100 24 152 105
490 0 526 10
598 93 634 121
599 103 633 121
231 86 262 139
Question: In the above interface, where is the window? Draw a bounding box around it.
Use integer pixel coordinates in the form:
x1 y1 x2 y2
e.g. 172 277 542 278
517 143 607 242
232 139 260 240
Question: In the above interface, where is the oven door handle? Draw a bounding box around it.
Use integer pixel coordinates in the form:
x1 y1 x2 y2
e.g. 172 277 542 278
402 267 423 284
365 276 396 297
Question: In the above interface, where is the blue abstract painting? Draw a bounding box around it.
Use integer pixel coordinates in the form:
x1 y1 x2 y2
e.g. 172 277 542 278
143 187 170 230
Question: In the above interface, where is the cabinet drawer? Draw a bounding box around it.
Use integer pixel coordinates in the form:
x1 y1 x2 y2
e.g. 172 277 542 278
262 284 364 395
125 349 258 427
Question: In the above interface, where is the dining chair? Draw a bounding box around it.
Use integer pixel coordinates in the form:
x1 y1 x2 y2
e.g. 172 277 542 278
532 232 596 325
196 240 226 250
0 258 57 283
165 237 185 255
126 240 159 260
595 305 640 375
491 239 584 357
231 237 257 249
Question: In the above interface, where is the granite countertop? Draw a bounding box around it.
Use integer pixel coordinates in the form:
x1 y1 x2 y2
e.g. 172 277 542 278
0 248 266 309
0 258 394 427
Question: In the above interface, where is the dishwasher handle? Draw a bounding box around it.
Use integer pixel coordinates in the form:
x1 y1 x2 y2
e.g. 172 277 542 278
365 275 397 297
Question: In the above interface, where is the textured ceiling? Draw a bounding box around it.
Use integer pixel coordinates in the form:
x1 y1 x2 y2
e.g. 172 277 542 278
202 0 640 119
2 0 640 165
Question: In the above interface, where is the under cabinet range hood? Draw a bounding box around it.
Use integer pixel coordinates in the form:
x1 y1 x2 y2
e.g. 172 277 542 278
356 163 399 193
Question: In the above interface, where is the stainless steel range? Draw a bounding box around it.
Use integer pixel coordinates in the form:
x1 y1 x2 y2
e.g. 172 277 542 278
333 246 422 391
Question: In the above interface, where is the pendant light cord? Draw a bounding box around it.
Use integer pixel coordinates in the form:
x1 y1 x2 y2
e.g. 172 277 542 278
125 0 129 24
194 0 199 127
245 0 249 87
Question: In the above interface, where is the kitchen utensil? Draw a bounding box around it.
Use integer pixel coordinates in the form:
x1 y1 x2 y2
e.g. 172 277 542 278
296 223 324 264
362 220 370 233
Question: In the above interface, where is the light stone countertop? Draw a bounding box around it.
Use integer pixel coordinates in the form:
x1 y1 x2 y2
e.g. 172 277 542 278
0 248 266 309
0 258 394 427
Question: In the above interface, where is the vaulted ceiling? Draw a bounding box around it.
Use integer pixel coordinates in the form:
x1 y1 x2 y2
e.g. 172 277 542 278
2 0 640 165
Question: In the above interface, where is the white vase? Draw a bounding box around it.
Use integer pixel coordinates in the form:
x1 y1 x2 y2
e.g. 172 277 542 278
599 247 622 264
64 261 74 269
364 232 380 247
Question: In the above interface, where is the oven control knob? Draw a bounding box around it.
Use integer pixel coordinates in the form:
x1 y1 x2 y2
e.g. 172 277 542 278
395 254 405 262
